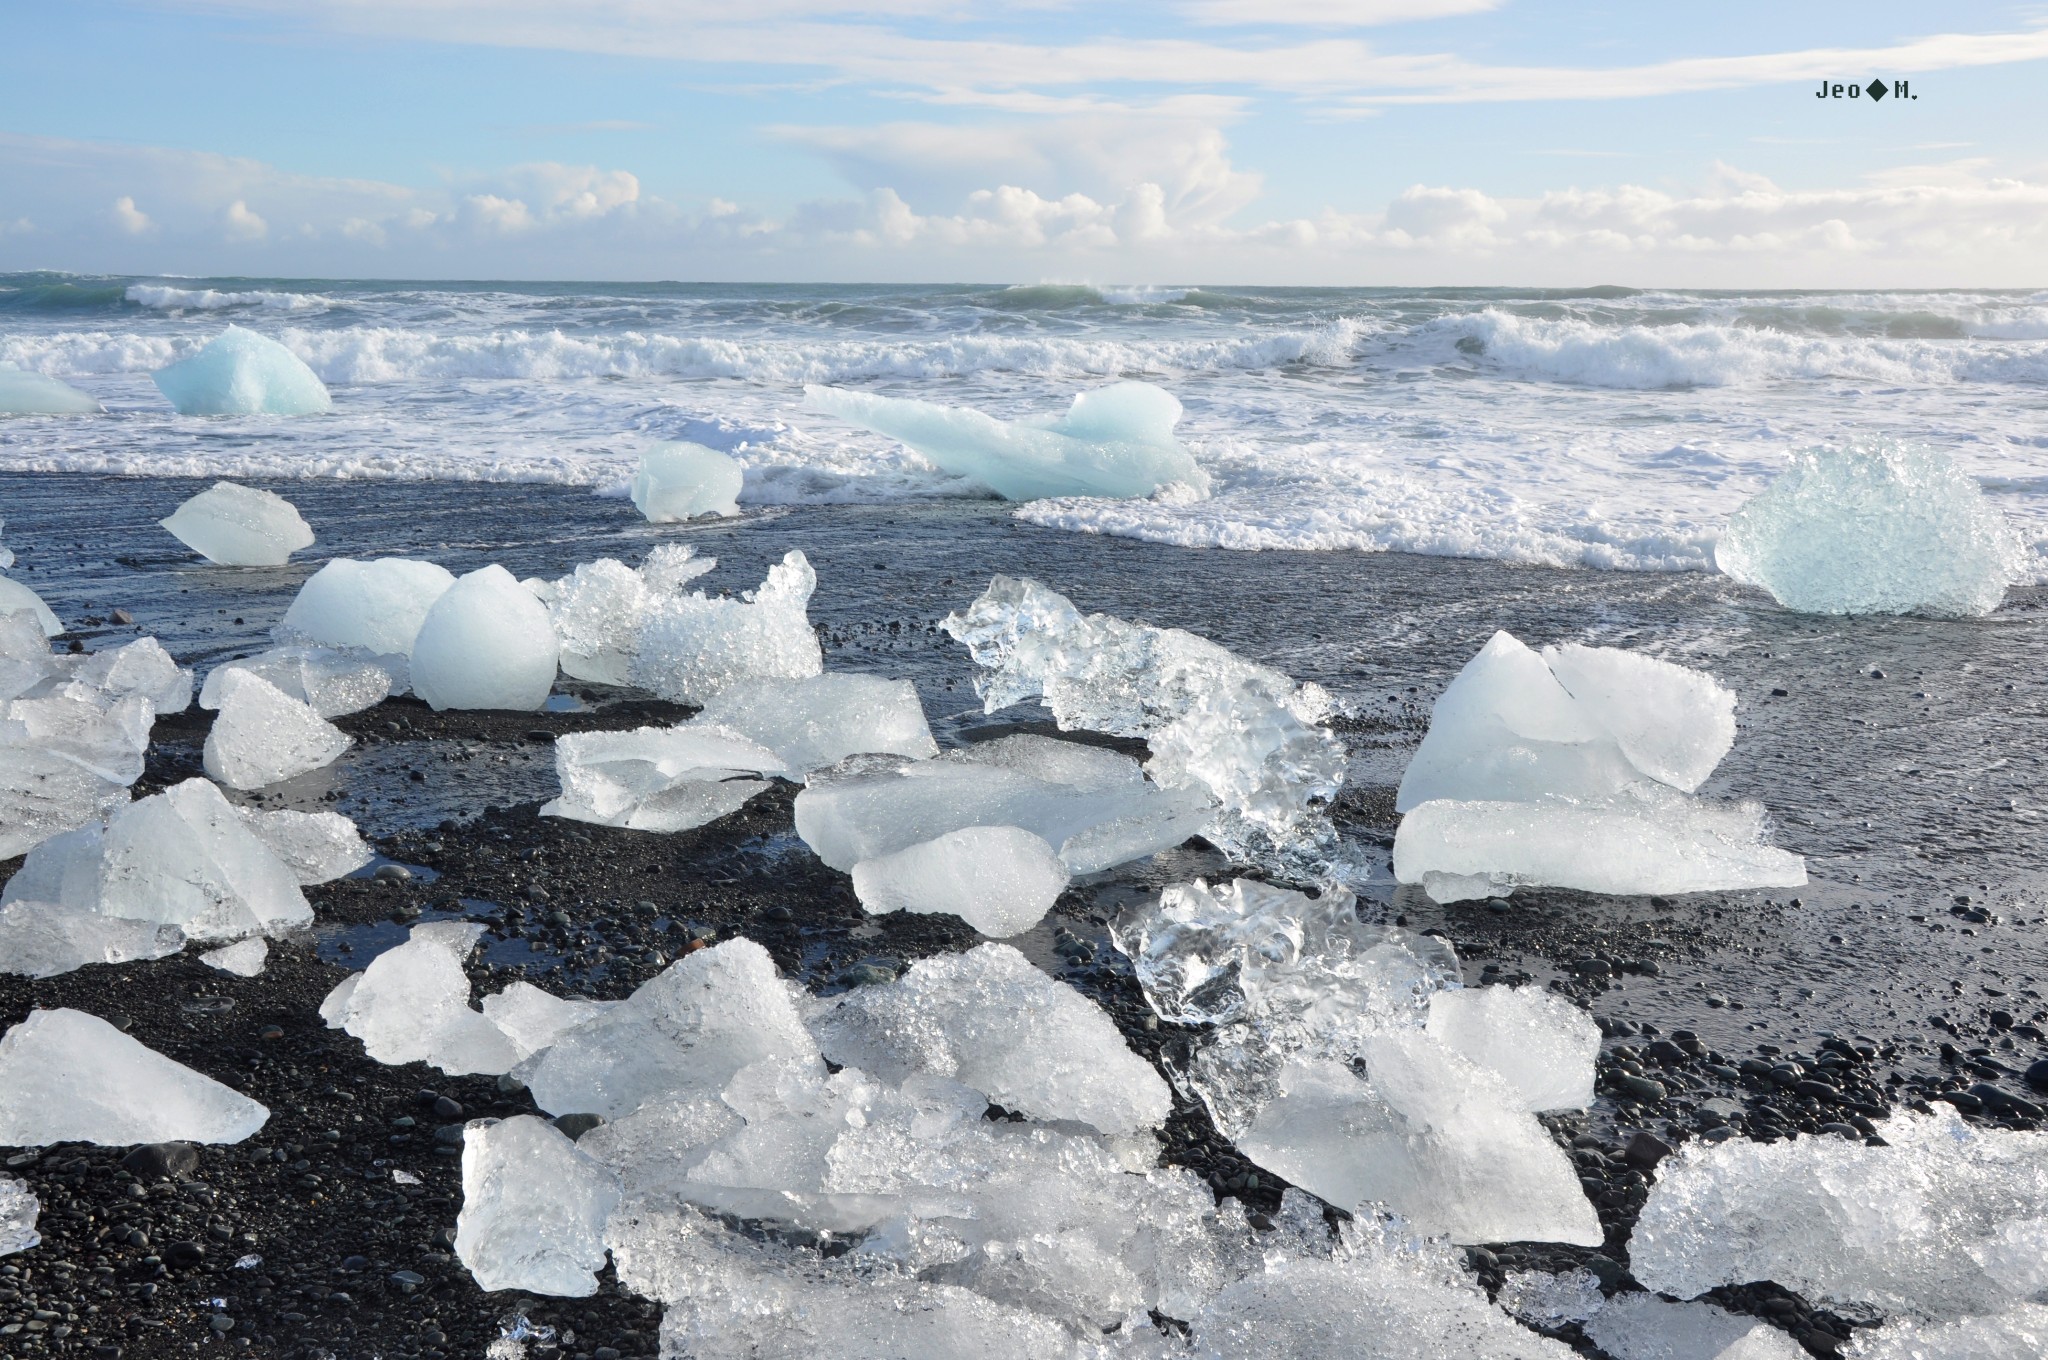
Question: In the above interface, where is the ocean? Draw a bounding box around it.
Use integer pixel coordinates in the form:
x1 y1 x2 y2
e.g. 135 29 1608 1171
3 273 2045 577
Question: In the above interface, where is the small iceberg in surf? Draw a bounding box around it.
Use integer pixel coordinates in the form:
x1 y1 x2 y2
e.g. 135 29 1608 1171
152 325 332 416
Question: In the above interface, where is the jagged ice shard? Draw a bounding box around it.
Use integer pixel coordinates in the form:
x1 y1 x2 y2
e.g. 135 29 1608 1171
457 1116 621 1297
2 624 160 859
0 1176 38 1256
0 577 63 636
1717 442 2027 618
0 368 101 415
805 380 1209 501
632 551 822 703
325 922 518 1076
1392 631 1802 902
630 441 744 521
0 1008 270 1145
410 564 560 711
542 725 785 833
159 481 315 566
539 546 715 686
201 644 393 718
693 673 937 776
1424 983 1600 1113
943 577 1344 858
202 669 353 788
151 325 332 416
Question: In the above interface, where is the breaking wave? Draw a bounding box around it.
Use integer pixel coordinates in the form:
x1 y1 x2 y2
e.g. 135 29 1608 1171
124 284 334 313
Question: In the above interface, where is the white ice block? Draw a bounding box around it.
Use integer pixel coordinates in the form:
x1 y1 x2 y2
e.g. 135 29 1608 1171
0 577 63 636
201 644 393 718
202 669 353 789
456 1115 621 1297
632 550 822 703
1583 1293 1806 1360
199 936 269 976
541 724 784 832
1424 984 1599 1112
0 1176 38 1256
234 807 372 883
158 481 315 566
71 636 193 714
693 673 936 776
327 922 519 1076
851 825 1069 938
630 441 744 522
151 326 331 416
410 564 560 711
0 368 100 416
0 898 183 978
0 1008 270 1145
277 557 456 660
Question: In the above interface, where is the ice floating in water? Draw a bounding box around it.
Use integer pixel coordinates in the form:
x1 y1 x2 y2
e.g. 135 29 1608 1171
457 1115 621 1297
633 550 822 703
0 1008 270 1145
202 669 353 788
810 942 1170 1135
0 367 100 415
0 577 63 636
943 576 1344 857
694 673 937 776
806 380 1209 501
542 725 785 832
1424 984 1600 1113
1582 1293 1806 1360
151 325 332 416
200 936 268 977
630 441 743 522
1717 442 2026 618
1632 1108 2048 1321
1393 632 1801 902
850 825 1070 937
158 481 314 566
411 564 560 711
277 556 456 664
201 643 393 718
794 734 1209 876
0 1176 38 1256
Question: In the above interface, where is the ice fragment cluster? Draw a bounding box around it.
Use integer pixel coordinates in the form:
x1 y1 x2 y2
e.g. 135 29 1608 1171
1583 1294 1806 1360
1392 632 1803 902
633 550 822 703
1717 442 2026 618
630 441 744 521
151 325 332 416
159 481 315 565
0 1175 39 1256
201 643 394 718
806 381 1210 501
0 367 100 415
0 1008 270 1145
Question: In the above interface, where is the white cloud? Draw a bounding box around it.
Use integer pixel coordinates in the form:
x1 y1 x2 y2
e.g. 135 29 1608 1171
223 199 268 240
111 195 153 235
1181 0 1500 27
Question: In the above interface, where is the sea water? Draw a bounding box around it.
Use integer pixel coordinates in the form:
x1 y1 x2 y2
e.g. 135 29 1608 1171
1 274 2044 577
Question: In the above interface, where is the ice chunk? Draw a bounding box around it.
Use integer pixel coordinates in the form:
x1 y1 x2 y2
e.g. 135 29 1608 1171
0 1175 38 1256
943 576 1343 856
234 807 372 883
456 1115 621 1296
0 897 184 978
277 556 456 660
541 725 784 832
806 380 1208 501
851 825 1069 937
2 778 312 943
411 564 560 711
318 972 358 1028
547 557 652 685
0 577 63 636
640 542 718 593
1717 442 2027 618
1 688 153 858
1424 984 1599 1112
201 643 393 718
327 921 518 1076
630 440 743 521
520 938 819 1120
200 936 268 976
480 982 614 1064
158 481 315 566
1631 1109 2048 1320
0 1008 270 1144
694 673 936 776
0 367 100 415
202 670 353 788
0 608 59 697
1496 1268 1605 1326
151 325 332 416
1394 785 1807 904
811 942 1170 1134
71 636 192 714
1584 1294 1806 1360
795 735 1208 875
633 550 823 703
1848 1306 2048 1360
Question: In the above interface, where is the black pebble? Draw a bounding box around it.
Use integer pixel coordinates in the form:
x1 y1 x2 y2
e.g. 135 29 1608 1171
122 1142 201 1181
2025 1059 2048 1095
163 1240 207 1269
553 1113 605 1140
1623 1130 1674 1170
432 1096 463 1120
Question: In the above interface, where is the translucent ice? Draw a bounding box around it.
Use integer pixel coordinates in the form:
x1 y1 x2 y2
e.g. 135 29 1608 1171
276 556 456 661
693 673 937 776
1717 442 2027 618
200 936 269 976
0 367 100 415
411 564 560 711
326 922 519 1076
1496 1268 1605 1326
795 735 1208 875
201 644 393 718
1584 1293 1806 1360
540 546 720 685
1 686 154 857
632 550 822 703
202 670 353 788
0 1175 38 1256
0 607 59 697
520 938 819 1120
1424 984 1599 1112
456 1115 621 1296
0 897 183 978
1394 785 1807 904
810 943 1171 1134
806 380 1209 501
234 808 372 883
479 982 615 1064
0 576 64 635
630 440 744 521
0 1008 270 1144
541 725 785 832
71 636 193 714
1848 1306 2048 1360
851 825 1069 937
943 576 1343 856
158 481 315 566
151 325 332 416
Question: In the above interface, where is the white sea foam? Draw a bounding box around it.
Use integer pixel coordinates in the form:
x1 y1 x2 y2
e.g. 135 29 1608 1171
126 285 333 313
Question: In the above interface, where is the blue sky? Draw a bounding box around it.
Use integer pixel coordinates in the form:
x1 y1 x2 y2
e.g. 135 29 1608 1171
2 0 2046 283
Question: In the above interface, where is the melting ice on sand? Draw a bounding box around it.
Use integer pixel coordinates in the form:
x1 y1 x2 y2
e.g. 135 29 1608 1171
159 481 315 566
0 1008 270 1145
806 381 1209 501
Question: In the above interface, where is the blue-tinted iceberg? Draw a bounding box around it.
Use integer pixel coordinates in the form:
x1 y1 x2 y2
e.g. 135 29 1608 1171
160 481 315 566
630 441 743 521
0 368 100 416
1716 442 2026 617
152 325 332 416
805 380 1209 501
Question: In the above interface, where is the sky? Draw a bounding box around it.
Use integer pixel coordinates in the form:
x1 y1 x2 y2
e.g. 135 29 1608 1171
1 0 2046 284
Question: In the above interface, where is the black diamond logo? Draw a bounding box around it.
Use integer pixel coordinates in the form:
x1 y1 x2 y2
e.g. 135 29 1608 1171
1866 78 1888 101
